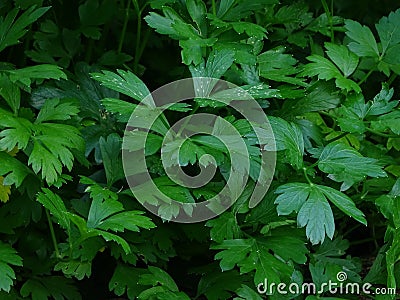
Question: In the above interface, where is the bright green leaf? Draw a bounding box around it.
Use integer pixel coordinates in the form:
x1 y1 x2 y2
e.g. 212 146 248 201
35 98 79 123
7 64 67 86
91 70 151 102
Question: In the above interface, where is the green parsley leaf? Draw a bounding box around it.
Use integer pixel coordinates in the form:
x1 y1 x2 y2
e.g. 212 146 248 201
35 98 79 123
258 47 307 87
325 42 359 77
91 69 150 102
0 6 50 53
7 64 67 87
206 212 241 243
275 182 366 244
213 231 306 284
20 276 81 300
302 54 360 92
267 117 304 169
275 183 334 244
0 242 23 292
345 19 379 58
0 74 20 114
371 110 400 135
317 142 387 190
37 189 70 230
376 9 400 56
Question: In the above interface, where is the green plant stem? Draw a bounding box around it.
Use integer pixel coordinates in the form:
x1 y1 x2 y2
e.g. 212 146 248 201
176 103 200 137
212 0 217 16
131 0 150 74
387 73 398 86
330 0 334 41
349 237 377 246
98 21 112 54
118 0 131 54
319 111 337 128
325 132 349 143
306 161 318 170
303 167 314 186
358 68 374 85
321 0 334 42
84 38 95 63
319 111 335 119
366 127 397 138
21 24 33 66
138 29 151 62
45 209 61 258
372 224 379 250
133 0 142 74
342 223 362 237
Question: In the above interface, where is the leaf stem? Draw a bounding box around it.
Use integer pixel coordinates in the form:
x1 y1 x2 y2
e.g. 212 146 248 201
45 209 61 259
132 0 142 74
138 29 151 63
342 223 362 237
325 132 349 143
319 111 337 128
349 237 377 246
118 0 131 54
372 223 379 250
387 73 398 86
358 68 374 85
330 0 334 41
321 0 334 42
319 111 335 119
176 103 200 137
212 0 216 16
306 161 318 170
366 127 397 138
84 38 95 63
303 167 314 186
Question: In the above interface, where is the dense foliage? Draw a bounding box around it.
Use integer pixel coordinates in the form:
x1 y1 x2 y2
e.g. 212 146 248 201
0 0 400 299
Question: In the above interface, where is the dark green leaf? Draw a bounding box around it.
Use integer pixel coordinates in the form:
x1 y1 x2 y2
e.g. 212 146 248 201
7 64 67 86
267 117 304 169
37 188 70 230
206 212 241 243
20 276 81 300
325 42 359 77
371 110 400 135
376 8 400 55
99 133 124 186
0 242 23 292
258 48 306 87
302 54 360 92
35 98 79 123
0 74 20 113
0 6 50 52
317 185 366 225
297 188 334 245
317 142 387 190
345 20 379 57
